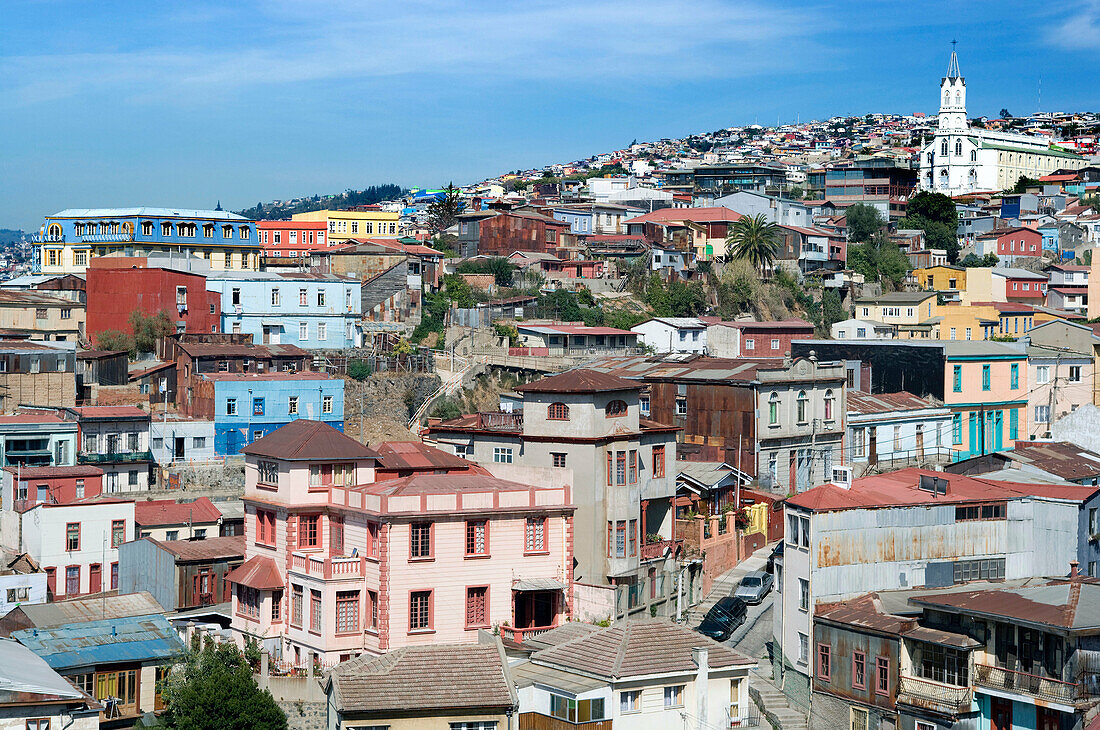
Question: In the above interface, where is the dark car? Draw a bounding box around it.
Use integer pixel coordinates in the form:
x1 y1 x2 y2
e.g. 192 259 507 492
696 596 748 642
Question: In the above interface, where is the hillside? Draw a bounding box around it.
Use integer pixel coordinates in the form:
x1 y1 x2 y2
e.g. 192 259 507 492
235 184 407 220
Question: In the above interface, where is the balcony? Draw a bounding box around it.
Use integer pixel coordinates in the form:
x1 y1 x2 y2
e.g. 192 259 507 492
974 663 1081 705
898 674 973 716
78 450 154 465
500 624 557 645
640 538 683 561
31 234 64 243
476 411 523 430
289 552 365 580
517 713 611 730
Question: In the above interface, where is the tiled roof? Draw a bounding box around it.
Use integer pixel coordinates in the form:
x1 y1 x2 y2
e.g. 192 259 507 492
149 535 245 562
515 368 640 394
224 555 284 591
134 497 222 527
847 391 943 415
175 341 309 358
327 644 513 713
67 406 150 421
373 441 482 472
240 419 379 461
530 619 754 679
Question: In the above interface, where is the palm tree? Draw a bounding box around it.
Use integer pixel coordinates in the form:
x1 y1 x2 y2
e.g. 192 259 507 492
725 214 780 275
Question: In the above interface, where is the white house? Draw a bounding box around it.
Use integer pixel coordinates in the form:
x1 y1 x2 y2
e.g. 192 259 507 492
846 391 953 472
831 318 895 340
713 189 815 227
631 317 707 354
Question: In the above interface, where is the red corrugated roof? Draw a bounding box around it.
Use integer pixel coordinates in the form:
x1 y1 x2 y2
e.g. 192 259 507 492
135 497 222 527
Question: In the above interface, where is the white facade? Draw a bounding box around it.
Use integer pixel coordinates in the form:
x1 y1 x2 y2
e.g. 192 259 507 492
847 407 953 469
79 418 152 493
831 318 895 340
919 51 1086 195
631 318 706 354
0 570 48 615
713 190 814 227
150 418 216 465
15 500 135 598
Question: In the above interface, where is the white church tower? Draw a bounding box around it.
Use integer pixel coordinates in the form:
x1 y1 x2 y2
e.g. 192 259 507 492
938 48 967 132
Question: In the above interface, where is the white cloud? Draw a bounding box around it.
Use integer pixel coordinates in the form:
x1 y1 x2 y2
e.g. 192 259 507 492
1046 0 1100 49
1 0 827 106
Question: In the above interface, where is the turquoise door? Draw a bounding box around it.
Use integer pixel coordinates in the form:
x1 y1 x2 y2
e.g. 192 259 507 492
968 412 977 456
994 410 1003 451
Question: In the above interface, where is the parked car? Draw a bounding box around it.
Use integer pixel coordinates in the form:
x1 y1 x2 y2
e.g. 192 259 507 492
695 596 747 641
734 570 774 604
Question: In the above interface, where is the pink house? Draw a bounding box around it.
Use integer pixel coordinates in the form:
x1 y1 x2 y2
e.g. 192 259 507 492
227 420 574 666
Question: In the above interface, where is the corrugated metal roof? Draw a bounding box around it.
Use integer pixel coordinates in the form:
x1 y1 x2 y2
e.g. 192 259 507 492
50 207 248 221
847 391 944 415
12 615 185 672
14 592 163 629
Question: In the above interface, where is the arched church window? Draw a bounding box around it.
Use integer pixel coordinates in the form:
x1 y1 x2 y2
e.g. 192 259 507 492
944 91 950 105
955 140 963 156
955 91 961 105
941 140 948 156
970 150 977 162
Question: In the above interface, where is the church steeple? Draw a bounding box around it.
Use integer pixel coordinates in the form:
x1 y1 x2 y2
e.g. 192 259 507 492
938 43 967 132
946 40 961 79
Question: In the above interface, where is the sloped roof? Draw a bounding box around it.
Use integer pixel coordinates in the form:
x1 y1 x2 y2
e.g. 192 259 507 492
134 497 222 527
530 619 754 679
2 592 163 633
0 465 103 478
224 555 283 591
373 441 482 472
911 578 1100 631
327 643 513 713
515 368 639 394
0 638 88 705
149 535 245 562
12 615 185 672
1005 441 1100 481
240 419 380 461
627 207 744 225
847 391 943 415
50 207 248 221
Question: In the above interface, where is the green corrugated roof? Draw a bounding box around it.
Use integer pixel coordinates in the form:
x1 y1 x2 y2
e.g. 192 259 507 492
980 142 1084 160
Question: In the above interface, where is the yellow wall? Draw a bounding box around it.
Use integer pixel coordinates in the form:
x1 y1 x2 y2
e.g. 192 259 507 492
915 266 966 292
936 303 998 340
291 209 400 244
854 295 937 326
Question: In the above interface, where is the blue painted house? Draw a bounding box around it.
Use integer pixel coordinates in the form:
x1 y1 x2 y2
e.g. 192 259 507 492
205 271 362 349
199 372 345 456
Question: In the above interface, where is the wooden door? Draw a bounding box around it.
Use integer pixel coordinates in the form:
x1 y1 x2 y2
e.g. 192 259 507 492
991 696 1013 730
89 564 102 594
915 426 924 460
868 427 878 466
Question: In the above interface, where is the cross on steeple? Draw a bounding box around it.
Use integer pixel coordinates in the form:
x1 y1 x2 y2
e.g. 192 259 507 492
947 41 961 79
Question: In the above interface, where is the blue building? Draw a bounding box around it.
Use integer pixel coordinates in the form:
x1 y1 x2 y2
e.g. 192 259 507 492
201 372 345 456
205 271 362 349
33 207 259 274
1039 223 1060 254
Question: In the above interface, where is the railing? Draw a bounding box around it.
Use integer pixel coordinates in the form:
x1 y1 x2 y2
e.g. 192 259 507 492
517 712 612 730
32 234 64 243
974 663 1080 705
640 538 683 561
79 450 154 464
898 674 973 715
289 552 365 580
500 625 556 645
476 411 523 430
78 232 134 243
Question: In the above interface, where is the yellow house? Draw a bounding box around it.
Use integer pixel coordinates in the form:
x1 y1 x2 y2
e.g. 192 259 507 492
935 302 1000 340
914 265 967 298
291 209 401 245
853 291 940 339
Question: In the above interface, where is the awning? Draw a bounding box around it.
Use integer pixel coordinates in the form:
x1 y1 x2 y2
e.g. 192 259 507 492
902 626 980 650
225 555 283 590
513 578 566 592
260 320 284 327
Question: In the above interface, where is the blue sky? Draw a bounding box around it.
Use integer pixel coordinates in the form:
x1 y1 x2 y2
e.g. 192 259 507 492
2 0 1099 230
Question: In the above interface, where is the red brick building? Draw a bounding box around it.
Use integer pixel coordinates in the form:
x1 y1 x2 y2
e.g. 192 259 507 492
86 261 220 341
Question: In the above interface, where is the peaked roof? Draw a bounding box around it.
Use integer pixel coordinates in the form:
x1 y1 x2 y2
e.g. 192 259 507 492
327 643 513 713
373 440 484 473
515 368 639 394
11 615 186 672
240 419 380 461
134 497 222 527
946 49 961 80
531 619 754 679
224 555 283 591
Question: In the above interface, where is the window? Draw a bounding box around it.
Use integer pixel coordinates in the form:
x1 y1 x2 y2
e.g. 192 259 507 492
796 391 808 423
1070 365 1082 382
65 566 79 595
629 519 638 556
551 452 566 468
110 562 118 590
299 288 308 306
798 578 809 611
953 557 1005 582
664 685 685 707
410 590 432 631
620 690 641 713
639 395 650 416
465 586 488 628
256 509 275 546
817 643 831 680
982 364 991 391
1036 365 1051 384
493 447 513 464
1035 405 1051 423
111 520 125 548
66 523 80 551
317 290 326 307
952 413 962 444
769 392 780 425
771 338 780 350
547 402 569 420
410 522 432 558
310 589 322 632
852 427 866 458
335 591 359 634
27 719 51 730
525 516 547 552
322 395 333 414
226 398 237 416
291 585 303 626
628 450 638 484
269 589 282 622
297 515 319 549
798 633 809 664
299 321 308 341
6 587 28 603
271 288 281 306
851 707 870 730
317 323 327 340
166 529 179 541
653 444 666 477
237 585 260 619
676 397 687 416
824 389 834 421
610 520 627 558
853 651 866 689
605 400 627 417
288 396 298 415
745 338 755 351
465 520 488 556
953 364 962 392
550 695 605 723
615 451 626 485
955 503 1005 521
258 460 278 486
876 657 890 695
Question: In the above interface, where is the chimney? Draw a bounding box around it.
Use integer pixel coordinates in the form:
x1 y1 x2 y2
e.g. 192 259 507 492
693 647 709 730
1071 561 1080 579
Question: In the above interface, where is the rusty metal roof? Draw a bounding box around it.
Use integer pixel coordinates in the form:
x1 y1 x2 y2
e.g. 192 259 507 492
847 391 944 415
911 578 1100 631
224 555 283 591
373 440 482 472
1004 441 1100 481
515 368 639 394
816 593 913 635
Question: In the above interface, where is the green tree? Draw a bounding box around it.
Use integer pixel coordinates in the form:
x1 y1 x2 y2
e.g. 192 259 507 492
725 214 781 273
958 253 1000 267
845 203 885 244
1011 175 1040 194
456 257 517 287
442 274 475 308
426 183 463 234
128 310 176 355
906 191 958 228
429 397 463 421
820 289 847 335
846 232 910 288
160 638 286 730
347 359 372 380
788 186 804 201
95 330 136 359
1000 108 1012 119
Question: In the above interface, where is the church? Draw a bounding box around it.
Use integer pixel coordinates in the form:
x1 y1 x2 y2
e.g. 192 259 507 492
919 49 1087 195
